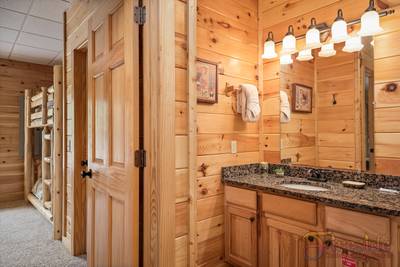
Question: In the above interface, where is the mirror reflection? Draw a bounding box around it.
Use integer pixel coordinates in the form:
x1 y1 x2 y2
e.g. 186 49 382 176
279 37 375 172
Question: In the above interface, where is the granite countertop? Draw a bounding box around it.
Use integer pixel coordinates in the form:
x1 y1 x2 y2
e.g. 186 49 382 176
223 173 400 217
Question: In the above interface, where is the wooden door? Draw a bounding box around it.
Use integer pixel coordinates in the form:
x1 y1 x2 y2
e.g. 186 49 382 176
261 218 323 267
225 204 258 267
86 1 139 266
324 238 391 267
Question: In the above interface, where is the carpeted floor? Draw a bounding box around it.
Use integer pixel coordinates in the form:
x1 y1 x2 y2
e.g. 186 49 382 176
0 201 86 267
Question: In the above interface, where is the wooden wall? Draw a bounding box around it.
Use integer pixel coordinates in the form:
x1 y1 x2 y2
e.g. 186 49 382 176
195 0 259 265
374 4 400 175
175 0 190 266
315 50 359 170
260 0 371 164
280 60 316 165
0 59 52 202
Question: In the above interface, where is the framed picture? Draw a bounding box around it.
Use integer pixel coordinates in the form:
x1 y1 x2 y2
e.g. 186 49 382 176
196 59 218 104
292 83 312 113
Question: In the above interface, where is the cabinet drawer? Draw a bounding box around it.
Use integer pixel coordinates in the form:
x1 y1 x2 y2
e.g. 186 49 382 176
262 193 317 225
225 186 257 210
325 206 391 244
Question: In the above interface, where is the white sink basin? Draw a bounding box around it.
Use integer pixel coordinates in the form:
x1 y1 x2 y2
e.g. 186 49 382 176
281 183 329 192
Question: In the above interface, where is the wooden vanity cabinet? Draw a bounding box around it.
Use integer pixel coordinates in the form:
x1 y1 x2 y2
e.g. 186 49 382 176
224 186 398 267
260 217 323 267
225 186 258 267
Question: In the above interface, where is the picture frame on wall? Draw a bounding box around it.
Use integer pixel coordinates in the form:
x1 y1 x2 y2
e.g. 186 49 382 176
196 58 218 104
292 83 313 113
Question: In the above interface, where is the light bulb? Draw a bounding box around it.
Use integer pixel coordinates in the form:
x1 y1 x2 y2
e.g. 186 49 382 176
343 36 364 52
281 25 297 55
280 54 293 65
305 18 321 49
319 43 336 57
262 32 278 59
358 0 383 36
296 49 313 61
331 9 349 43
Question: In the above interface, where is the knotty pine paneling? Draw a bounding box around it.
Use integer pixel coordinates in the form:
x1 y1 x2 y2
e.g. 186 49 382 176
374 10 400 175
0 59 52 202
175 0 190 265
315 51 358 170
196 0 259 265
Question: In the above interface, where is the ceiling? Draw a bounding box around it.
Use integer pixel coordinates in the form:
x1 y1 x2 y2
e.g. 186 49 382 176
0 0 70 65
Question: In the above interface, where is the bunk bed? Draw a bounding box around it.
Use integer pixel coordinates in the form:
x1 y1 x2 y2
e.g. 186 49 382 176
24 65 63 240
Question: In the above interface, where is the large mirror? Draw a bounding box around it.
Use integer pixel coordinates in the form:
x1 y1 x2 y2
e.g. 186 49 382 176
279 37 376 172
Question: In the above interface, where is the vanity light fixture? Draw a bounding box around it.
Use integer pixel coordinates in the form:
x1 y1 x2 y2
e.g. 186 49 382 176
359 0 383 36
331 9 349 43
343 35 364 52
306 18 321 49
281 25 297 55
318 43 336 57
296 49 314 61
280 54 293 65
262 32 278 59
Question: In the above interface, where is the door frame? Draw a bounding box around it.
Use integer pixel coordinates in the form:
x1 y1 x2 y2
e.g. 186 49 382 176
64 0 180 265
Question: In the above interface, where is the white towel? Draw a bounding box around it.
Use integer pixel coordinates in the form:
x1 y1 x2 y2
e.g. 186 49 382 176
280 90 291 123
237 84 260 122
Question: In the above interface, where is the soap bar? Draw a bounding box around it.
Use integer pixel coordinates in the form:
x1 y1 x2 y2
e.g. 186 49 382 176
342 180 366 189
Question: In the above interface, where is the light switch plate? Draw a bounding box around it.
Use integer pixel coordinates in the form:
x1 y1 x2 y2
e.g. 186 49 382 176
231 140 237 154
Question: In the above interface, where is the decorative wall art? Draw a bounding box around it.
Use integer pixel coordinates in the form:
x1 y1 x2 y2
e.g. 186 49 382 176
292 83 312 113
196 59 218 104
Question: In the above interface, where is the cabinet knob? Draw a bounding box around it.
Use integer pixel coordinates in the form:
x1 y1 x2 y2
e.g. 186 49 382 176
324 239 332 247
307 235 315 242
250 217 255 222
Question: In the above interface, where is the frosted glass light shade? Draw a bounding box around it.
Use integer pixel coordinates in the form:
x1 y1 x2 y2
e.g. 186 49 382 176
319 43 336 57
331 9 348 43
331 19 348 43
343 36 364 52
281 34 297 55
296 49 313 61
306 27 321 49
280 54 293 65
262 40 278 59
358 10 383 36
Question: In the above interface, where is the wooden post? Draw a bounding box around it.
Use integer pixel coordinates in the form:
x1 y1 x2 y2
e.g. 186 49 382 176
24 89 32 200
187 0 197 266
53 65 63 239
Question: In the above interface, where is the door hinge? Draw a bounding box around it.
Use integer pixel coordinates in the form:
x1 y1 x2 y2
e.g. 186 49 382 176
134 6 146 25
135 149 146 168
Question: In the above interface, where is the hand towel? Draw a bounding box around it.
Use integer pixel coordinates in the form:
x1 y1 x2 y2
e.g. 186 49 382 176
237 84 260 122
280 90 291 123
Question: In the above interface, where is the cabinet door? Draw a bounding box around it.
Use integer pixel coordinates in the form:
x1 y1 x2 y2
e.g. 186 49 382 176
261 218 323 267
225 205 257 267
324 238 391 267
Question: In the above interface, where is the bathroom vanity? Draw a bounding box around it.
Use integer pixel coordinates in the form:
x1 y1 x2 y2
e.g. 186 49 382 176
223 164 400 267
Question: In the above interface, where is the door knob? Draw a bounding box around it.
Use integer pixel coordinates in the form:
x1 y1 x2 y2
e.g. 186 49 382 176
81 169 92 178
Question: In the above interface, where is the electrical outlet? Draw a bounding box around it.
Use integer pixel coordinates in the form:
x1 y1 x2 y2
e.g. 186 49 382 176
231 140 237 154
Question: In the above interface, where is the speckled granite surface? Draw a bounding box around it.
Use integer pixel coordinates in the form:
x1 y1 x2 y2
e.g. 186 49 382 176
222 164 400 217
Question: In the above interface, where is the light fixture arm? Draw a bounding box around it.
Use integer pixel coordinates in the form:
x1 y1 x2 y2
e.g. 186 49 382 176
366 0 376 11
274 8 395 46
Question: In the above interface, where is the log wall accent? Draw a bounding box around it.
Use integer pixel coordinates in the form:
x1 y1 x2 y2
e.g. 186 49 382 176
374 5 400 175
0 59 52 202
195 0 260 265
